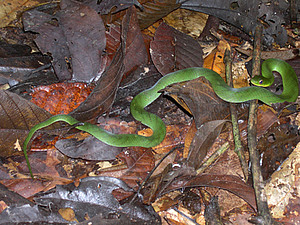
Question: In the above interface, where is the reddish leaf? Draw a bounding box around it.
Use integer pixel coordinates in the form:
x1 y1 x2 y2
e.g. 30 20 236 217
150 22 203 75
117 147 155 189
122 6 148 76
162 174 257 211
30 83 94 115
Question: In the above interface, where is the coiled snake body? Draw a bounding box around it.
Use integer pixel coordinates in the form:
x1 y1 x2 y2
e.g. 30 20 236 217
23 59 298 177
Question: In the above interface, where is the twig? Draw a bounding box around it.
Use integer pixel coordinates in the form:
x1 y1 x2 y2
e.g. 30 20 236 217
224 49 249 180
248 25 274 224
196 142 229 175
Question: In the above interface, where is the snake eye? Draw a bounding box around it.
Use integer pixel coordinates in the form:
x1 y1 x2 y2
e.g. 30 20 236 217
259 80 263 84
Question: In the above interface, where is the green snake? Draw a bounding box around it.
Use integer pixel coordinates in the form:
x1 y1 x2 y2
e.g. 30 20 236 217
23 58 298 177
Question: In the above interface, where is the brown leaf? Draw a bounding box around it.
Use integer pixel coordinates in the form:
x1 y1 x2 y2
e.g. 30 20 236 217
0 90 54 157
162 174 257 211
164 77 230 127
137 0 180 29
186 120 228 170
69 42 124 121
23 0 106 81
117 147 155 189
122 6 148 76
70 6 146 122
150 22 203 75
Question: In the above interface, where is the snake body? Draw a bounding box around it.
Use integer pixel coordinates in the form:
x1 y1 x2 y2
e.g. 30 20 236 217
23 59 298 177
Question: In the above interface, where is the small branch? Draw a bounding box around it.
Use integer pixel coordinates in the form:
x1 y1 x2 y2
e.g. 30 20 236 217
224 49 249 180
248 25 274 224
196 142 229 175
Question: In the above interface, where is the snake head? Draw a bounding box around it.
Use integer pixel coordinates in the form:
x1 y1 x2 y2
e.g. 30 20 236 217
251 75 272 87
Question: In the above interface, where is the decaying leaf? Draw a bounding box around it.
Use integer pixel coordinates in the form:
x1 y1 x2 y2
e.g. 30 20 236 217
179 0 288 46
137 0 180 29
117 147 155 189
150 22 203 75
162 174 257 211
186 120 228 170
0 176 161 224
163 77 231 126
0 90 55 157
23 0 106 82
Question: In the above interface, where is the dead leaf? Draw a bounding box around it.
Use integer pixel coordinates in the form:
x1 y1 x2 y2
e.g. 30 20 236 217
0 89 55 157
122 6 149 76
163 77 230 127
186 120 228 170
23 0 106 81
117 147 155 189
150 22 203 75
137 0 180 30
162 174 257 211
69 41 124 122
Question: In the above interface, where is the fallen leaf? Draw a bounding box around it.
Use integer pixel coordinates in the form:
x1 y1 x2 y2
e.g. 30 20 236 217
23 0 106 81
162 174 257 211
0 89 55 157
150 22 203 75
186 120 228 170
137 0 180 29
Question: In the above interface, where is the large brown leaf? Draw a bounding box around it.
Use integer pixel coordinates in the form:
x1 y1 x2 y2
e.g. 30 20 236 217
117 147 155 189
164 77 231 127
69 6 148 122
0 90 54 157
162 174 257 211
23 0 106 82
122 6 148 76
150 22 203 75
186 120 228 170
68 44 124 121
